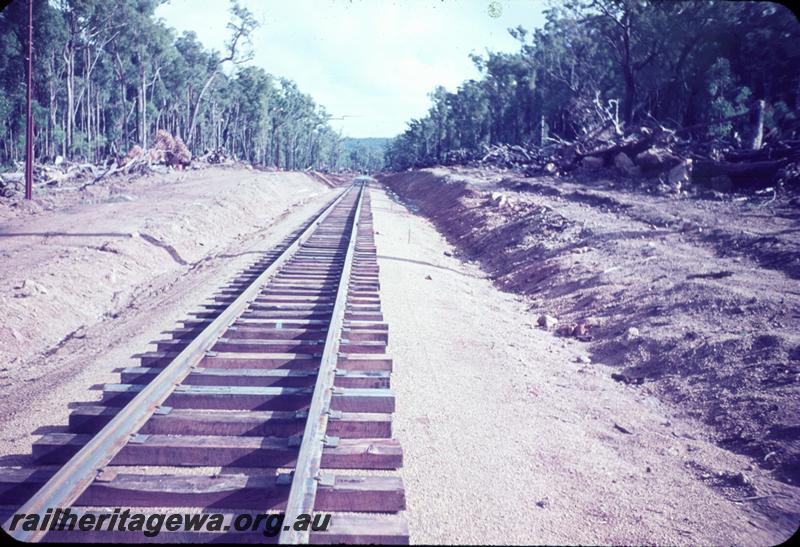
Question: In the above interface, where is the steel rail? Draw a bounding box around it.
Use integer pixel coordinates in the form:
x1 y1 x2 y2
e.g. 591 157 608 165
4 185 353 543
279 181 365 544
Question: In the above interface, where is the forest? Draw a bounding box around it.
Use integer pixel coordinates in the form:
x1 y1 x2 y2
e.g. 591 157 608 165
3 1 798 178
385 1 800 172
0 0 357 171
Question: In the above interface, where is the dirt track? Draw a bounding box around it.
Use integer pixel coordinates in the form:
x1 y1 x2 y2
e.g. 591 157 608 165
379 167 800 538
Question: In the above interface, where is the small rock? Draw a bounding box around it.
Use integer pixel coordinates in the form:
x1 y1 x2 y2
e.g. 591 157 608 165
626 326 640 340
490 192 507 208
537 314 558 330
98 241 123 254
710 175 733 192
735 472 753 487
636 147 680 171
16 279 47 297
572 323 588 337
582 156 604 170
556 323 574 337
614 152 639 176
614 422 634 435
443 251 452 257
575 355 590 364
667 159 692 188
535 498 550 509
611 373 645 385
425 274 432 280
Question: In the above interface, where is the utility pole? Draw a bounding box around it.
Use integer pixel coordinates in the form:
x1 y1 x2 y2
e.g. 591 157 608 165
25 0 33 200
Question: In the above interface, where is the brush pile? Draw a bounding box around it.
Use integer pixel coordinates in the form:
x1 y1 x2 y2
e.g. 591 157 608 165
472 109 800 193
0 130 196 197
116 130 192 173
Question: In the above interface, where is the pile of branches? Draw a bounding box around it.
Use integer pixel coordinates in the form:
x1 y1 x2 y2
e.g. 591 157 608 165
443 148 480 166
1 130 196 198
88 130 192 184
197 147 231 165
480 144 548 169
1 159 100 197
476 110 800 193
116 130 191 171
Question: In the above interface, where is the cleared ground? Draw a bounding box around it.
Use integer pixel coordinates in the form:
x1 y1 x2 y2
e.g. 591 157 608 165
380 167 800 488
369 185 797 544
0 167 333 460
0 168 797 544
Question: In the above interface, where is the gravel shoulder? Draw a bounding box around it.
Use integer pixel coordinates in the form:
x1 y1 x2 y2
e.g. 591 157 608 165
369 183 799 544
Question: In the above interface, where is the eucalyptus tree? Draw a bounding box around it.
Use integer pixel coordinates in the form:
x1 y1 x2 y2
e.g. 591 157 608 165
185 0 257 148
384 0 800 172
0 0 344 171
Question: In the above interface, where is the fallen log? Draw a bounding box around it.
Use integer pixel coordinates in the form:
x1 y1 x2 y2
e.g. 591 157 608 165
692 158 791 187
0 171 24 183
724 145 800 163
575 133 655 164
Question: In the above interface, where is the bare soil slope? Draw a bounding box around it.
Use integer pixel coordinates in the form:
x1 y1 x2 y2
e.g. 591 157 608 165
0 167 333 433
379 167 800 489
370 184 798 544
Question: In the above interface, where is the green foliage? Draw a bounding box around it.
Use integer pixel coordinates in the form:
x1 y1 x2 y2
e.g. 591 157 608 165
71 131 89 158
341 138 388 173
705 58 752 138
386 0 800 171
0 0 343 169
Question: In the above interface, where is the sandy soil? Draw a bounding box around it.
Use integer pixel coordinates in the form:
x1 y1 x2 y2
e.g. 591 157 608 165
2 165 797 543
369 184 798 544
0 167 333 460
377 169 800 540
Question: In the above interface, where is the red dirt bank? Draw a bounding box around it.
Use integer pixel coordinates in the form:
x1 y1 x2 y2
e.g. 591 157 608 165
379 167 800 490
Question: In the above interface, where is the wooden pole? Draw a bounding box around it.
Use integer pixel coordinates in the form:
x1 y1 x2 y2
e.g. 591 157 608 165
25 0 33 200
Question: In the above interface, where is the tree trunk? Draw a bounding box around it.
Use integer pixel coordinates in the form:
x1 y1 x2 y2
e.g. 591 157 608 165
141 66 147 149
186 69 219 148
65 45 75 155
693 158 790 187
749 99 765 151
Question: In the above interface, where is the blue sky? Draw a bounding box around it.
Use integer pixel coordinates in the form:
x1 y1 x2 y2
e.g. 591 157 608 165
156 0 547 138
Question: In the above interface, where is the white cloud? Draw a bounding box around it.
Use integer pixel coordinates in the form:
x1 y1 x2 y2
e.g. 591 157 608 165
156 0 547 137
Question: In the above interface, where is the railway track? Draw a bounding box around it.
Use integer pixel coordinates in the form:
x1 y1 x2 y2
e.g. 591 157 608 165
1 181 408 543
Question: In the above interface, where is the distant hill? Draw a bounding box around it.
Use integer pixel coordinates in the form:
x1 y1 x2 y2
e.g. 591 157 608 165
342 138 391 152
341 138 390 172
